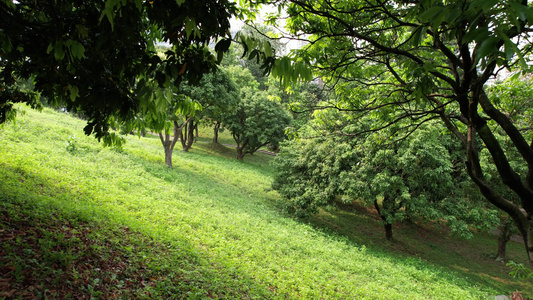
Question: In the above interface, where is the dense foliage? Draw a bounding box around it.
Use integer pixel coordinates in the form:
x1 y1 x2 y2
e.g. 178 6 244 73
225 91 291 159
273 115 498 240
268 0 533 259
180 68 240 147
0 0 238 143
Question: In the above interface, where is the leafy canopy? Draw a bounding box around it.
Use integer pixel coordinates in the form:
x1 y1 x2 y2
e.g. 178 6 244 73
0 0 239 143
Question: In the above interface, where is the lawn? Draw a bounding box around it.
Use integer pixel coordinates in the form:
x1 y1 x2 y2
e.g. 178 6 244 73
0 105 532 299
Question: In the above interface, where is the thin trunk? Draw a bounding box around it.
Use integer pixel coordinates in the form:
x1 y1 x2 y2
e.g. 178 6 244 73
180 122 187 151
181 119 195 151
159 132 174 168
186 119 195 150
497 217 513 260
384 223 393 241
213 122 221 144
159 120 188 168
374 199 394 241
164 145 173 167
236 146 245 160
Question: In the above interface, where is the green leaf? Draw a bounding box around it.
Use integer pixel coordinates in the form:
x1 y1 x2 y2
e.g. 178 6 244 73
105 9 114 30
263 40 273 57
215 38 232 53
54 40 65 60
46 43 54 54
75 24 89 38
66 39 85 59
462 27 489 44
470 0 499 11
68 85 79 101
474 36 499 63
419 6 443 23
504 39 515 62
0 33 12 53
444 8 461 24
185 18 196 38
411 26 426 47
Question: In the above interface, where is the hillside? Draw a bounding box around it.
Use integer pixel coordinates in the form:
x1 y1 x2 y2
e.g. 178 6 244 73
1 105 532 299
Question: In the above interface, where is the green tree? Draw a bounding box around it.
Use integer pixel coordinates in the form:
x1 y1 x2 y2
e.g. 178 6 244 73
271 0 533 259
180 68 240 146
273 115 497 240
222 24 284 90
0 0 241 144
225 91 292 159
138 85 200 168
225 65 261 98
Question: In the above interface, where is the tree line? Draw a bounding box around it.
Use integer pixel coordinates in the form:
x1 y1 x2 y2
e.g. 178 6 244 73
2 0 533 262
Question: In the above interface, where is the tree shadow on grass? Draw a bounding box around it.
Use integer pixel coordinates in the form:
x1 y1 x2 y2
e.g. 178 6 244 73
300 201 533 296
0 164 275 299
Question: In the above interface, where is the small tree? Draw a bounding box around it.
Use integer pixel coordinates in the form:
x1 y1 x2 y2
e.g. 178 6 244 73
180 68 240 145
137 85 200 168
225 91 291 159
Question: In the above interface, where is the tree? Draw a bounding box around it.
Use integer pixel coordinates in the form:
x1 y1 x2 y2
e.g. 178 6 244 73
272 114 498 240
0 0 240 144
485 77 533 259
222 24 285 90
225 91 291 159
180 68 240 145
271 0 533 259
267 78 327 130
138 85 200 168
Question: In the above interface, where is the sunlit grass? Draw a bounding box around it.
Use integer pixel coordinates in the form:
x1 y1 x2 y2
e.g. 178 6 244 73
1 105 531 298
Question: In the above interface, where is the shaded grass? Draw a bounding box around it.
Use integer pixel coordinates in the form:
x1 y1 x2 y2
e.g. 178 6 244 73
308 202 531 295
0 196 267 299
1 105 532 299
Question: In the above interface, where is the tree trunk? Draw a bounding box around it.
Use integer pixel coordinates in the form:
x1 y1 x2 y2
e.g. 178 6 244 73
497 217 513 260
213 122 221 144
384 223 393 241
187 119 195 149
181 119 195 151
164 145 173 167
236 146 245 160
159 131 175 168
440 110 533 261
180 122 187 151
159 120 186 168
374 199 394 241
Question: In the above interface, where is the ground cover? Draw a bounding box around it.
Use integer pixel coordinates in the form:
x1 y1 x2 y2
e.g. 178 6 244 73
1 105 532 299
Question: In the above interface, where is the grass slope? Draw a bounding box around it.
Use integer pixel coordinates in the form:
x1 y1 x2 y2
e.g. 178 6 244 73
0 105 532 299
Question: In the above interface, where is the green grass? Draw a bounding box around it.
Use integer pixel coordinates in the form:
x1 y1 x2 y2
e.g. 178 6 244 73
1 105 532 299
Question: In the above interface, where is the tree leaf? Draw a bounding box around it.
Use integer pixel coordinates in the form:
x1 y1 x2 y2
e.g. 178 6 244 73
470 0 499 11
474 36 499 64
68 85 79 101
419 6 443 23
185 18 196 38
54 41 65 60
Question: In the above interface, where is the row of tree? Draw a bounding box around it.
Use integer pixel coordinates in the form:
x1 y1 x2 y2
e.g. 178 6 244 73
130 44 298 167
3 0 533 261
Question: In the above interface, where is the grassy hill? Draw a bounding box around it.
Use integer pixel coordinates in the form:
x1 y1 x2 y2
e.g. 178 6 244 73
1 105 532 299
